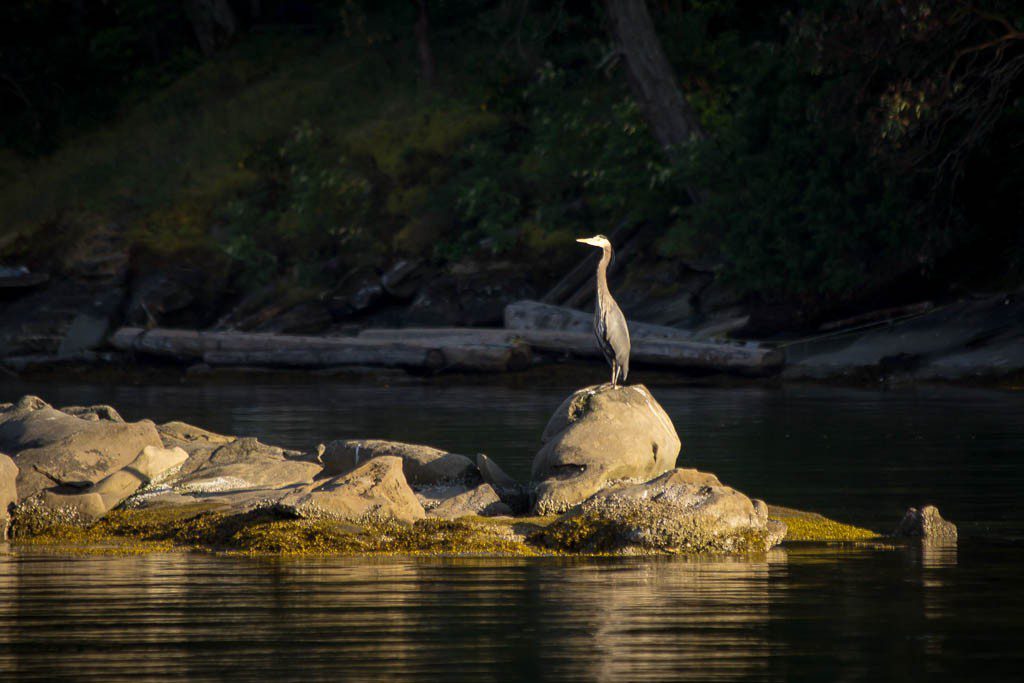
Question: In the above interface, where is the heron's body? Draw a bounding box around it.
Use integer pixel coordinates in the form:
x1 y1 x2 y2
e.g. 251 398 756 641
577 235 631 386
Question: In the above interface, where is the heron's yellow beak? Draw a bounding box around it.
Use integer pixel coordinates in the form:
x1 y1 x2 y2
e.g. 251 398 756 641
576 237 600 246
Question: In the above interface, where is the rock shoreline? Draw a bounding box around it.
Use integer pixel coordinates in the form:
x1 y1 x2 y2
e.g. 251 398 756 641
0 386 954 556
3 291 1023 386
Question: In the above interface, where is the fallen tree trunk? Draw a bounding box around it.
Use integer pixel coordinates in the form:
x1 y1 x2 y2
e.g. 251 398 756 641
110 326 779 375
110 327 530 373
504 300 693 341
359 327 783 374
201 347 443 370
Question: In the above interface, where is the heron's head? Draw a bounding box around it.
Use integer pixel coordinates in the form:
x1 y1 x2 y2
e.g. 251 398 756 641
576 234 611 249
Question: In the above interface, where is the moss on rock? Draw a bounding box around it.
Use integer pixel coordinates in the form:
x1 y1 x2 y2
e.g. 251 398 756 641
768 506 879 542
10 498 881 557
11 505 545 557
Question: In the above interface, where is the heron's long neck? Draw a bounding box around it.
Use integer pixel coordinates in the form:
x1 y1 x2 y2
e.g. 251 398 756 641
595 246 613 305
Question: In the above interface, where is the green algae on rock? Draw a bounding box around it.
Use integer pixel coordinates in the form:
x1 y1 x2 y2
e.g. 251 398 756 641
9 503 547 557
9 500 889 557
768 506 879 542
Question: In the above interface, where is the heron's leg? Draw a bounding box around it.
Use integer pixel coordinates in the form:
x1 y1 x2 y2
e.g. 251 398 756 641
611 360 619 387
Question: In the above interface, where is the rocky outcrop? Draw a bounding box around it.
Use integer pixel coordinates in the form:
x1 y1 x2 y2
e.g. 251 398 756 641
2 394 916 557
538 468 786 554
280 456 424 523
0 453 18 539
532 384 681 514
0 396 163 500
321 439 476 485
893 505 958 542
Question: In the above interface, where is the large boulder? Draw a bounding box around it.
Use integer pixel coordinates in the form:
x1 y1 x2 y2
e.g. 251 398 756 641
280 456 424 523
0 453 18 539
0 396 163 500
531 384 681 514
321 439 476 485
538 468 786 554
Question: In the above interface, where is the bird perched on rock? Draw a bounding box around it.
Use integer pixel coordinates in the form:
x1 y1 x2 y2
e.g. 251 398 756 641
576 234 631 386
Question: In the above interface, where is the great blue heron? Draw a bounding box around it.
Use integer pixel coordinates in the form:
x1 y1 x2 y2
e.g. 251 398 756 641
576 234 631 386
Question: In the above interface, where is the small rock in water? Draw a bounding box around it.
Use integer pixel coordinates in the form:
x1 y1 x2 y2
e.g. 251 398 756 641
893 505 958 542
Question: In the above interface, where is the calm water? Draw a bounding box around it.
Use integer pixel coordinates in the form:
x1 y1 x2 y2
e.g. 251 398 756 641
1 378 1022 680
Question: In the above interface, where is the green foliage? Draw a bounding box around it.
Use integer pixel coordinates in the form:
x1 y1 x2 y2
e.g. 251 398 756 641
2 0 1021 308
665 52 923 301
218 120 377 287
654 0 1022 304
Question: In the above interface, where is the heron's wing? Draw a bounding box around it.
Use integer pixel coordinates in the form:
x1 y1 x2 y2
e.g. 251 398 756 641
594 310 616 365
604 302 631 377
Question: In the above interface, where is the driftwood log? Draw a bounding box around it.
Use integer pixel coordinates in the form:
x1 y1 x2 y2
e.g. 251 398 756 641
359 328 783 375
110 328 531 373
504 300 693 341
109 323 781 375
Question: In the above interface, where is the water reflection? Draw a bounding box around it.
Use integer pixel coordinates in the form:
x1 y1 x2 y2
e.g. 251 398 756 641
0 380 1023 679
0 549 791 681
1 540 1023 681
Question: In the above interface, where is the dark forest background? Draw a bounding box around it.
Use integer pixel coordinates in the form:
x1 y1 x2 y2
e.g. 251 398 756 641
2 0 1022 333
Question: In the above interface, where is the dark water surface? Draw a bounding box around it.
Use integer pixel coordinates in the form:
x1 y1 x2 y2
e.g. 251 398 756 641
1 379 1022 680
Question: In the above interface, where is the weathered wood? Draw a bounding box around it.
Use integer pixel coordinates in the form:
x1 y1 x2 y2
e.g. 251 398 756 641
203 348 445 370
111 325 780 374
522 330 781 374
110 327 530 373
359 328 513 344
435 342 532 373
504 300 693 341
359 327 782 374
112 327 357 356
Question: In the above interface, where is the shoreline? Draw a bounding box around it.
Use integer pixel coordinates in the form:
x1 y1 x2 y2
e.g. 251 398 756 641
3 356 1021 391
7 504 883 558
